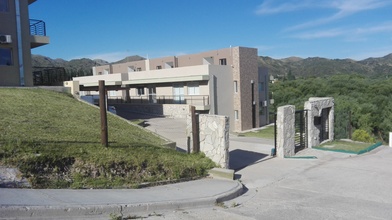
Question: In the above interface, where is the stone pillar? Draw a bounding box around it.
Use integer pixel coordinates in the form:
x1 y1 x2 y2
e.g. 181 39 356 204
389 132 392 147
199 115 230 168
304 97 334 148
122 85 130 102
276 105 295 158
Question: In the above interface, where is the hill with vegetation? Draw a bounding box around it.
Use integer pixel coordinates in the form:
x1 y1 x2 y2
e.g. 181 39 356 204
0 88 214 188
270 74 392 143
259 53 392 78
32 55 146 78
32 53 392 80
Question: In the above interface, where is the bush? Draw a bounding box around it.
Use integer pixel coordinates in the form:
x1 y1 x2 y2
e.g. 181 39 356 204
352 129 374 143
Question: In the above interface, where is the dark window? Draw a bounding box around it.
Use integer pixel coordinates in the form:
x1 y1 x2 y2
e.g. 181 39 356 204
156 65 162 69
314 116 321 126
0 0 9 12
0 48 12 65
137 67 142 71
259 82 264 92
137 87 145 96
219 58 227 65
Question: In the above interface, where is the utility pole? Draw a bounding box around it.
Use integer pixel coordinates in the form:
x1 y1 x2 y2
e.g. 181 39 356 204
99 80 108 147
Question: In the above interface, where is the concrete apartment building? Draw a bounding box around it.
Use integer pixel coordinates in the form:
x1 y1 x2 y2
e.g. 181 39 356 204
0 0 49 86
71 47 269 132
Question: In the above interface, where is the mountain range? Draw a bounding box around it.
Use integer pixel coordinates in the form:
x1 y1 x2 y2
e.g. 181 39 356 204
32 53 392 78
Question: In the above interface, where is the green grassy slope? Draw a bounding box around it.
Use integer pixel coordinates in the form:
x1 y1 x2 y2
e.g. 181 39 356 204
0 88 215 188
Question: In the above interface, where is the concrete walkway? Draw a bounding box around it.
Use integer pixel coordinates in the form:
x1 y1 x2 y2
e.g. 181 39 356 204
0 178 242 219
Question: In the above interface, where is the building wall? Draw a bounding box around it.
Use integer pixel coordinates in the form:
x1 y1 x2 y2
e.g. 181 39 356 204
177 48 233 67
148 56 177 69
81 46 264 132
232 47 259 131
0 0 33 86
208 65 234 130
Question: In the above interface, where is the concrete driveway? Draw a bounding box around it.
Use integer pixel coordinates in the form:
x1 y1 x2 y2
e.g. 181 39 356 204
116 109 392 219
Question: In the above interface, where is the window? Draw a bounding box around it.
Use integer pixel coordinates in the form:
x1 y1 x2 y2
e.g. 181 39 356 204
136 67 142 71
0 0 9 12
187 82 199 95
156 65 162 69
137 87 145 96
0 48 12 66
219 58 227 65
128 66 135 72
108 90 117 97
234 81 238 93
234 110 239 120
259 82 264 92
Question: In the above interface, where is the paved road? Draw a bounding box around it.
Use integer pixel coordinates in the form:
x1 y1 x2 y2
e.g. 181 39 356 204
132 114 392 219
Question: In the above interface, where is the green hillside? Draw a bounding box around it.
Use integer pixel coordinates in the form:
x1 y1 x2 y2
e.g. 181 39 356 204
0 88 214 188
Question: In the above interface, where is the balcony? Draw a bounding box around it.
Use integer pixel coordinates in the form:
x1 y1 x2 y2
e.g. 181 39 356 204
30 19 49 48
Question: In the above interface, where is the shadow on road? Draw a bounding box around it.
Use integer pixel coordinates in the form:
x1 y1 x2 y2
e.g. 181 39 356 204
229 149 269 172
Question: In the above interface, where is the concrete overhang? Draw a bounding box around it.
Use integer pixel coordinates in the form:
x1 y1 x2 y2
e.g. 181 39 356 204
123 75 210 85
81 81 123 87
30 35 50 48
28 0 37 4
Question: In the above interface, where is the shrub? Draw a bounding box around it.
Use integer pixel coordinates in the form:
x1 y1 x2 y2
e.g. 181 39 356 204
352 129 374 143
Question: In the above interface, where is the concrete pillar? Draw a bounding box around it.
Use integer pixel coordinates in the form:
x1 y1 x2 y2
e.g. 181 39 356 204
276 105 295 158
63 81 79 96
389 132 392 147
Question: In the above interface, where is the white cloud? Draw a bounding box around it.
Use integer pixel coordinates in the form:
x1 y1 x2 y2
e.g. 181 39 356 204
293 28 345 39
286 0 392 31
291 21 392 40
256 0 392 31
255 0 318 15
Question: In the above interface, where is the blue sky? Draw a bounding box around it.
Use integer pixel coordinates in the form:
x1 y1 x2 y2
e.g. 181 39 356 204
29 0 392 62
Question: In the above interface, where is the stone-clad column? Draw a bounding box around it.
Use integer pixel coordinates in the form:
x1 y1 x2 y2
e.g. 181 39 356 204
199 115 230 168
276 105 295 158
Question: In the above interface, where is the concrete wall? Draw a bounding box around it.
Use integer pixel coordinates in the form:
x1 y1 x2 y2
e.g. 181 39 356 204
73 73 128 84
63 81 79 96
208 65 234 129
305 97 334 147
276 105 295 158
199 115 230 169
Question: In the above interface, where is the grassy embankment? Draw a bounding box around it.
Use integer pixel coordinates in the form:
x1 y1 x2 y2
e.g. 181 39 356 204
239 125 275 139
240 125 379 153
0 88 215 189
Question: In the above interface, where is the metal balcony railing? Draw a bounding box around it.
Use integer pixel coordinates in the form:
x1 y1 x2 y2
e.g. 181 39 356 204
108 95 210 106
30 19 46 36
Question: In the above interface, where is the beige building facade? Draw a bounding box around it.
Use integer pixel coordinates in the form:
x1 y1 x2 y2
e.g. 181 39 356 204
0 0 49 86
72 47 269 132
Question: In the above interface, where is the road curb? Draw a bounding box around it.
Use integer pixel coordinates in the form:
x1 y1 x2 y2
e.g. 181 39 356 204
0 181 243 219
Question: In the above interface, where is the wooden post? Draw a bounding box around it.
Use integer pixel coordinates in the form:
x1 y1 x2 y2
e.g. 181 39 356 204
191 106 200 153
99 80 108 147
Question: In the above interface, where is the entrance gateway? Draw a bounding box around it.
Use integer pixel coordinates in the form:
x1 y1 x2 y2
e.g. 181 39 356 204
274 97 334 158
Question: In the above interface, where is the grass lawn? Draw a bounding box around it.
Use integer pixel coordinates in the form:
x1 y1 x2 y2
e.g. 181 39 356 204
315 140 379 154
0 88 215 189
239 125 275 139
